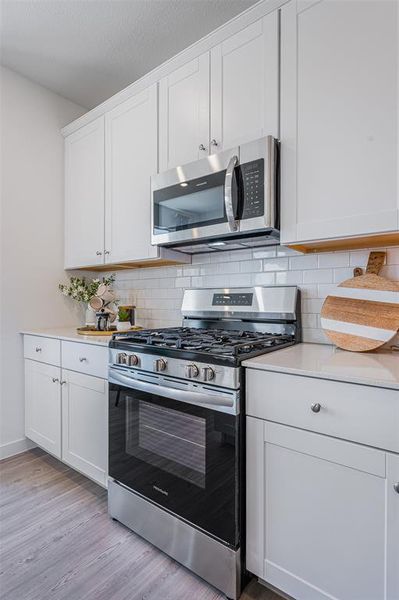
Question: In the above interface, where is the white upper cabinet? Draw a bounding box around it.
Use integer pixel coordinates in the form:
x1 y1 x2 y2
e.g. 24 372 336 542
210 13 279 152
65 116 105 268
280 0 399 245
105 85 158 263
159 53 210 171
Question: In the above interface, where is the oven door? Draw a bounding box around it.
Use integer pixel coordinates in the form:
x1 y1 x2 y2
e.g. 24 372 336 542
151 148 240 246
108 368 241 548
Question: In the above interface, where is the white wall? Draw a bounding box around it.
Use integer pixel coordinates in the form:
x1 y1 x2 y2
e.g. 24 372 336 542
0 67 86 459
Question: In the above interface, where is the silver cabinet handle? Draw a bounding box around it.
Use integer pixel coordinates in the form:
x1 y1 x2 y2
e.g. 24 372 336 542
311 403 321 413
79 357 87 362
198 144 206 151
60 380 66 386
210 139 218 147
35 347 42 353
52 377 59 383
224 155 239 232
104 250 110 255
394 482 399 494
96 251 103 256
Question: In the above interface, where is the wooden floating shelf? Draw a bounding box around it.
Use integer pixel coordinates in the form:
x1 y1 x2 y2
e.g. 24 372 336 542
288 232 399 254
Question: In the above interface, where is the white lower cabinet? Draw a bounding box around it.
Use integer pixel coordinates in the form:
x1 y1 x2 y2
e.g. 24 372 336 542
24 336 108 487
25 359 62 458
62 370 108 487
247 417 399 600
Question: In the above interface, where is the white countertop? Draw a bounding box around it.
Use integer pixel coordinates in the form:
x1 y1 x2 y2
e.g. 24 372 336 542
21 328 112 346
243 343 399 391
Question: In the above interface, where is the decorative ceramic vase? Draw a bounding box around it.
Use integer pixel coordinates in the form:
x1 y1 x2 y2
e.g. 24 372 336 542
117 321 131 331
85 306 97 327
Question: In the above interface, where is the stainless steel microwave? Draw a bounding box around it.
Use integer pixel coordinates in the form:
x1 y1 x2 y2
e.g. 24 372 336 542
151 136 279 253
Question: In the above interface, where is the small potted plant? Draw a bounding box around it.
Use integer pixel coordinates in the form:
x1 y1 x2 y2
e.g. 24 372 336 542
117 306 132 331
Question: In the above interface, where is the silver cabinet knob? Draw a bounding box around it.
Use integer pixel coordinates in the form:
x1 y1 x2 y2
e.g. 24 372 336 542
311 403 321 413
128 354 139 367
104 250 110 255
198 144 207 151
201 367 215 382
52 377 59 383
394 482 399 494
154 358 167 372
185 364 199 378
96 251 103 256
35 347 42 353
60 380 66 386
210 139 218 147
79 357 87 363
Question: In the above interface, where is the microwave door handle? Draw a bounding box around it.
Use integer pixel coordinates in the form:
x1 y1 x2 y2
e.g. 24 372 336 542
108 369 237 414
224 155 239 232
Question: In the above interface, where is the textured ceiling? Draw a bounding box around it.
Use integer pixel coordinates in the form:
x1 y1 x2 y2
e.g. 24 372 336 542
1 0 259 109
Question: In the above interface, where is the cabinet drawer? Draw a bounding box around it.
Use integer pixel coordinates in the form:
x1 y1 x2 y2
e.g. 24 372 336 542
24 335 61 366
246 370 399 453
61 341 108 379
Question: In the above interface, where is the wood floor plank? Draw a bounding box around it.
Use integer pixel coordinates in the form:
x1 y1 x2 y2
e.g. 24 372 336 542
0 449 284 600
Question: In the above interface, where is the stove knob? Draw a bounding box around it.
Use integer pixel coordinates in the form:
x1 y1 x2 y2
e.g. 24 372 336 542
201 367 215 382
128 354 139 367
154 358 167 372
117 352 128 365
185 364 199 378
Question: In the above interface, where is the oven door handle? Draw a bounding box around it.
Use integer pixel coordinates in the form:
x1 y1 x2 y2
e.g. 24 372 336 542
224 155 239 232
109 369 238 414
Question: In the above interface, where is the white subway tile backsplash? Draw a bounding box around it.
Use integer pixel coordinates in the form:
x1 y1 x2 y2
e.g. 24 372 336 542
275 271 303 285
263 257 289 271
303 269 333 284
333 267 354 283
240 259 263 273
252 272 276 285
253 247 277 259
289 254 318 270
318 252 349 268
112 245 399 342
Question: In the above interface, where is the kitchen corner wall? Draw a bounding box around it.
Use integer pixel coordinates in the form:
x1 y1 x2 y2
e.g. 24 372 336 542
114 245 399 344
0 67 86 459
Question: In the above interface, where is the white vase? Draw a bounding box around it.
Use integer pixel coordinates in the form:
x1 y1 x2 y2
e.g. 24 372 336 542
117 321 131 331
85 306 97 328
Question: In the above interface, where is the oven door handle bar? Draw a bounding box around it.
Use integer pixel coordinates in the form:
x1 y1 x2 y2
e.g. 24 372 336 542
109 369 238 415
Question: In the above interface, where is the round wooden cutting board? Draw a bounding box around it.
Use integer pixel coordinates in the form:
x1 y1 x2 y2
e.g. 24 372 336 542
320 273 399 352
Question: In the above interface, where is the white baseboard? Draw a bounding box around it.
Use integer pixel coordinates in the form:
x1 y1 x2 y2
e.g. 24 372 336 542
0 437 37 460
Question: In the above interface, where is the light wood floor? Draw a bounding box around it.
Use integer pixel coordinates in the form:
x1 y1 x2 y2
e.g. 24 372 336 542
0 449 283 600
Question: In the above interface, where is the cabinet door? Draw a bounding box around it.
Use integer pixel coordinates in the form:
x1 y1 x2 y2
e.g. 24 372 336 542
61 370 108 487
65 116 105 268
387 453 399 600
281 0 399 244
210 13 279 152
105 86 158 263
25 359 61 458
159 53 209 171
247 418 390 600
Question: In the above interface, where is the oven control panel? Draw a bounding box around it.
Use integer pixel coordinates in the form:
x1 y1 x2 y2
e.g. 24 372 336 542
110 349 240 390
212 293 253 307
240 158 264 220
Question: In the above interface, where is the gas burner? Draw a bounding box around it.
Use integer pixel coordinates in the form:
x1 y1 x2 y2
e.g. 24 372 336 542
112 326 293 362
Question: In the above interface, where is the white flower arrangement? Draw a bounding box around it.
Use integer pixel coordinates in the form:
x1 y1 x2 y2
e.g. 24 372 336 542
58 275 115 303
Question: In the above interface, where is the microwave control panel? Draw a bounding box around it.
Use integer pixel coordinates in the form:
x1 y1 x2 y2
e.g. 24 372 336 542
240 159 264 220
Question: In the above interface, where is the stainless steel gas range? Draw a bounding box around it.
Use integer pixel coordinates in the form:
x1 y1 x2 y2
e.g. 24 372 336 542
107 286 300 600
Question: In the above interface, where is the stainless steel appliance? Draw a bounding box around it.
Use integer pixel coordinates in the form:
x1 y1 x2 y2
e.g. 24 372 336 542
108 286 300 599
151 136 279 253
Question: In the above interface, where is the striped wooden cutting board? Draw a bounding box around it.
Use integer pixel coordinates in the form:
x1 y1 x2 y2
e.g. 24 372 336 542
320 273 399 352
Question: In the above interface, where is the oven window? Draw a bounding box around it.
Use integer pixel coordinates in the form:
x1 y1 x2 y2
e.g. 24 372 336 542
153 170 228 234
126 399 206 488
